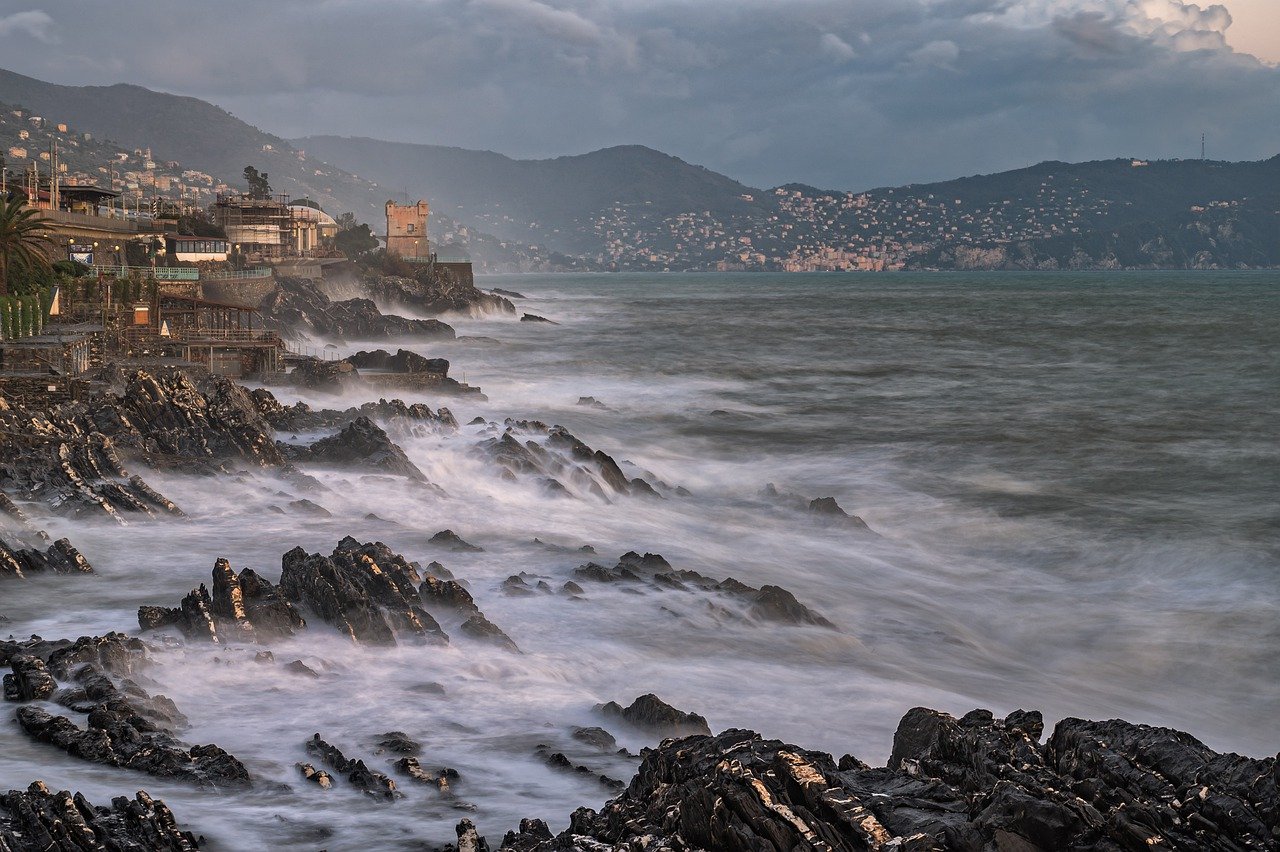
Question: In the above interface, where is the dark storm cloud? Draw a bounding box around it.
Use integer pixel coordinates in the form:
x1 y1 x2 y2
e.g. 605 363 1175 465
0 0 1276 189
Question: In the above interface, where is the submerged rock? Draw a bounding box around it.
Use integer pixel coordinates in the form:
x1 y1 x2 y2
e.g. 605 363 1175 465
429 530 484 552
0 782 201 851
304 734 400 802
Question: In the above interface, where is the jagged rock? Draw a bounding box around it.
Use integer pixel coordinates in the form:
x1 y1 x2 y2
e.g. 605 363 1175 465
138 559 304 644
2 656 56 702
362 273 515 319
17 706 250 790
394 758 460 793
284 659 320 678
304 734 399 801
489 288 526 299
347 349 449 375
429 530 484 552
287 359 362 393
748 585 836 628
287 498 331 517
0 782 200 851
576 397 610 410
498 819 553 852
570 726 618 753
252 388 458 435
285 416 428 481
494 709 1280 852
459 614 520 653
519 314 557 324
809 496 872 531
261 276 456 342
535 746 624 790
596 694 711 738
279 537 447 646
296 762 334 790
376 732 422 756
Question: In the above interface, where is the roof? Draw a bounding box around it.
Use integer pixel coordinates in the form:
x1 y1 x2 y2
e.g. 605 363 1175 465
60 185 121 201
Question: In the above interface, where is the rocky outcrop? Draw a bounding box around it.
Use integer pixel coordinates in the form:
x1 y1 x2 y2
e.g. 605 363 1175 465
487 707 1280 852
261 276 455 342
0 495 94 579
572 551 835 628
251 388 458 435
761 484 873 532
2 634 251 791
0 782 200 851
362 273 515 318
346 348 448 375
0 368 293 519
282 416 429 481
304 734 400 802
473 420 675 501
595 694 712 738
418 571 520 653
286 359 363 393
138 558 305 643
278 537 447 646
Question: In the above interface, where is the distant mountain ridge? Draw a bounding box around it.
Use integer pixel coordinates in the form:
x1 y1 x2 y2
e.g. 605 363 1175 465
294 135 765 252
1 66 1276 271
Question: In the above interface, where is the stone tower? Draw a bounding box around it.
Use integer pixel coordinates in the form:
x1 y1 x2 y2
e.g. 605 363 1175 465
385 199 430 258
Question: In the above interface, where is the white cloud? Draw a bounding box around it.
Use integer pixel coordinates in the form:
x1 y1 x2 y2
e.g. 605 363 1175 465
0 10 55 42
820 32 857 61
908 39 961 69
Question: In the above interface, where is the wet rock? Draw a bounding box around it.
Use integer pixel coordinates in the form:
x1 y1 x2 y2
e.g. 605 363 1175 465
476 423 671 500
362 273 515 319
17 706 251 790
394 757 460 793
809 496 872 531
138 559 305 644
376 732 422 756
284 659 320 679
570 726 618 753
287 416 428 481
502 575 536 597
288 359 362 393
261 276 456 342
430 530 484 552
519 313 557 324
279 538 448 646
460 614 520 653
252 388 458 435
0 496 96 579
575 397 610 410
3 655 56 702
347 348 449 375
287 498 331 517
0 782 200 851
748 585 836 628
535 746 625 790
489 288 527 299
304 734 399 802
296 762 334 790
595 694 711 738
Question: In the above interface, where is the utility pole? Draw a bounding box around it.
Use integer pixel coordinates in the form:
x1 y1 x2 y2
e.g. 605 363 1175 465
1201 133 1206 161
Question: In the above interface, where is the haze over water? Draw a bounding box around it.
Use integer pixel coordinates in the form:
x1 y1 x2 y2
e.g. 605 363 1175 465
2 271 1276 849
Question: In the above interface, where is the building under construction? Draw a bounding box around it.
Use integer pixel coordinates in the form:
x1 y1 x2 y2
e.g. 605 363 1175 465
213 193 294 259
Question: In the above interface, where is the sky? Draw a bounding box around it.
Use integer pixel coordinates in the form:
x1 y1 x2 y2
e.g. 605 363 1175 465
0 0 1277 190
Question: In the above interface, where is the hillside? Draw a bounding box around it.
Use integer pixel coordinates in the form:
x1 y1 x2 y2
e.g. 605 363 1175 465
295 136 765 251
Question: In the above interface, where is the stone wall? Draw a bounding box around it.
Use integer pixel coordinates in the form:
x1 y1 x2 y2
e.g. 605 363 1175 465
200 278 278 308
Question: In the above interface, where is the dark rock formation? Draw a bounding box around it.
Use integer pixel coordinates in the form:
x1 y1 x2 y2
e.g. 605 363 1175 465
362 273 515 318
261 276 456 342
535 745 625 790
304 734 400 802
394 758 460 793
3 634 250 791
489 288 527 299
572 551 835 629
418 573 520 653
596 694 712 738
347 348 449 375
283 416 428 481
570 726 619 752
138 558 305 644
278 537 447 645
251 388 458 435
430 530 484 552
287 359 363 393
0 782 200 851
519 314 557 324
576 396 611 410
0 495 94 579
809 496 873 531
486 708 1280 852
474 420 671 500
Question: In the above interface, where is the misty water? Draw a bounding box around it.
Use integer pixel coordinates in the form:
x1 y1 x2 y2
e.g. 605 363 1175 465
2 271 1277 849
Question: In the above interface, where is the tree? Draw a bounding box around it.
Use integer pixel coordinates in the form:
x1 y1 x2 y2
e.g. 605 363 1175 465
0 195 52 297
243 165 272 199
335 212 359 232
335 220 380 260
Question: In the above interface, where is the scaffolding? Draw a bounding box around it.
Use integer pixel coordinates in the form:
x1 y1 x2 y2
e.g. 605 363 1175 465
213 193 295 259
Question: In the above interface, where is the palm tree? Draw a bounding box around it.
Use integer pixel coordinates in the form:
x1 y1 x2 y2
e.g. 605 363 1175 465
0 195 53 297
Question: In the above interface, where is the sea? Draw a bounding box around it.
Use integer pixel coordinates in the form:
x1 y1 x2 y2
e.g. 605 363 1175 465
2 271 1276 849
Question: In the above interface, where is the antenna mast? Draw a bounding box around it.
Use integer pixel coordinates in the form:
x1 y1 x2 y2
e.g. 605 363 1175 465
1201 132 1206 161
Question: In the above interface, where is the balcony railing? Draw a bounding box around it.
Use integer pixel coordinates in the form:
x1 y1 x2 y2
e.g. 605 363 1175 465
87 265 271 281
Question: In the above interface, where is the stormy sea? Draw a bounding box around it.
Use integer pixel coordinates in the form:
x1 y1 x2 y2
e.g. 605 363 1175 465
2 271 1276 849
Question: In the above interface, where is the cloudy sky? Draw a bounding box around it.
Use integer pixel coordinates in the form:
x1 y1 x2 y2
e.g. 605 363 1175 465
0 0 1277 190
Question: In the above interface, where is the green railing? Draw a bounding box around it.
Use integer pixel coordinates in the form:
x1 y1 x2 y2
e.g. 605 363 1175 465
88 265 272 281
0 289 51 341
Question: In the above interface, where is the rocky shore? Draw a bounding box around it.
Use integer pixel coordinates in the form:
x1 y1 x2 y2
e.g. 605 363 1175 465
1 278 1274 851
